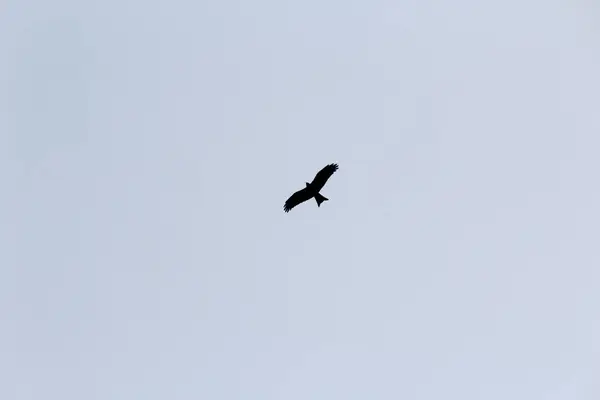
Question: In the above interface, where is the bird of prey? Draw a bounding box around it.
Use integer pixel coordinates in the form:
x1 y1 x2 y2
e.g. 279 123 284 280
283 163 339 213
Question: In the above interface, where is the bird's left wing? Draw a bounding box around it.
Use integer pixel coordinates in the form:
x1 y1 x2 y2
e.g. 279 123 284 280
283 187 313 212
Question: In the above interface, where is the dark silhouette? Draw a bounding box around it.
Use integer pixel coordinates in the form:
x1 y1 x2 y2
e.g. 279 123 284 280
284 163 339 213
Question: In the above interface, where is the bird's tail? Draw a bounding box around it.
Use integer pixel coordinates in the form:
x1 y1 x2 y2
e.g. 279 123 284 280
314 193 328 207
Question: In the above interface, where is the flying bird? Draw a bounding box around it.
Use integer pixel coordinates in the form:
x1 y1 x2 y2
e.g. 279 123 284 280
284 163 339 213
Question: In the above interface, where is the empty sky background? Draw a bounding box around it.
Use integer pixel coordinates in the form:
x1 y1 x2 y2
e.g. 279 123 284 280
3 0 600 398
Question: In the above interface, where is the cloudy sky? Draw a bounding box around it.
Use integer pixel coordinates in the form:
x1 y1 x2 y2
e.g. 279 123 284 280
3 0 600 398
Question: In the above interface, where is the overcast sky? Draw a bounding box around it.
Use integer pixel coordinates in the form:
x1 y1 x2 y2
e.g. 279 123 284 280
3 0 600 399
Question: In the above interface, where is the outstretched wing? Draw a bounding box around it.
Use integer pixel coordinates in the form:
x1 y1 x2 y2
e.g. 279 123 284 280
310 163 339 192
284 187 313 212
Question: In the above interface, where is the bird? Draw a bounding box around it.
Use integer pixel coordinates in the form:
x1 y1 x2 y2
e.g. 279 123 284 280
284 163 339 213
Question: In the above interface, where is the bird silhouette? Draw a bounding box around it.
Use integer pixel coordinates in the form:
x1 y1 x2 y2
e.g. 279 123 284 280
284 163 339 213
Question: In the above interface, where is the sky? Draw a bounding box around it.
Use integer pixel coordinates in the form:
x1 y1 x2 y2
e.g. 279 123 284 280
3 0 600 398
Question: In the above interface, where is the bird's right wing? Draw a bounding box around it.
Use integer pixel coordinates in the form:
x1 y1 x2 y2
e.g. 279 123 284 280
310 163 339 192
283 187 312 212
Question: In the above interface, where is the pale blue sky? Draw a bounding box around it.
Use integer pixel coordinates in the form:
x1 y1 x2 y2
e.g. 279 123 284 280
3 0 600 399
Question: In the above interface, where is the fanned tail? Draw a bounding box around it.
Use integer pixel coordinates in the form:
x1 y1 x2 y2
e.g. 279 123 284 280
314 193 328 207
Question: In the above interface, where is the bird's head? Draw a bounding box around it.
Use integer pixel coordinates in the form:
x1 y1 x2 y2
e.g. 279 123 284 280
305 182 310 187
